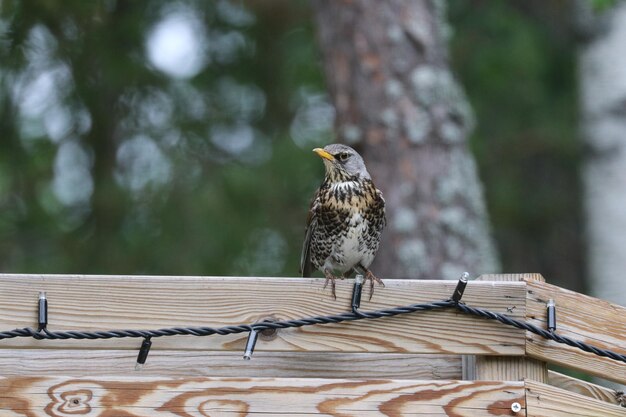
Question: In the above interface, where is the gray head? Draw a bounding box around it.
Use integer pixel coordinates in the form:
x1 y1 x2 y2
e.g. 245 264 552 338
313 143 371 182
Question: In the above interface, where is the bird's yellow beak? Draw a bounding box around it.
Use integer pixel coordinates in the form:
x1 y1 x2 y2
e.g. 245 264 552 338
313 148 335 161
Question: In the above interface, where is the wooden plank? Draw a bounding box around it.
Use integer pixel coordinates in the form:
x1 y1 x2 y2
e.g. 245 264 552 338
525 379 625 417
0 274 527 355
548 370 626 407
466 274 548 382
480 273 545 283
0 376 524 416
0 349 462 379
471 357 549 381
525 279 626 384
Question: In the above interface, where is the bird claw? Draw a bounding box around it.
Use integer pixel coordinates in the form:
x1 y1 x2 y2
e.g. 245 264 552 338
364 270 384 301
323 270 339 299
322 269 382 300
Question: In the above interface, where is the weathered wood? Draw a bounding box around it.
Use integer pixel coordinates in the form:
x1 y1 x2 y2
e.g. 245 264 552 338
0 349 462 379
465 274 549 382
0 274 526 355
525 278 626 384
525 379 625 417
471 357 549 382
480 273 545 283
548 370 625 407
0 376 524 416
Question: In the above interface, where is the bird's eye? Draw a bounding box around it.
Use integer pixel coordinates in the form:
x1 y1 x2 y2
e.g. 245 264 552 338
337 152 350 161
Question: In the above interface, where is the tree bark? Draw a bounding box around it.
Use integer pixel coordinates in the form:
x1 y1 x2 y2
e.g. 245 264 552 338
579 2 626 307
312 0 499 279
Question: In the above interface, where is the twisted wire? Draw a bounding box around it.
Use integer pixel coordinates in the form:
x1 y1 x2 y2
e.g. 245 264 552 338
454 303 626 363
0 298 624 364
0 300 455 340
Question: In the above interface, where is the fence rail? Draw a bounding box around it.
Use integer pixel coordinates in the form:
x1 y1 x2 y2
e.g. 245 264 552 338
1 376 623 417
0 274 527 354
525 278 626 382
0 273 624 416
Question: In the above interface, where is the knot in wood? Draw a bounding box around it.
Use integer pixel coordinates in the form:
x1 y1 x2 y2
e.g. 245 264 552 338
257 317 279 341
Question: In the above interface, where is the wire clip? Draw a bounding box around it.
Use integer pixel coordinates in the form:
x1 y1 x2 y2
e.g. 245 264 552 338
38 292 48 331
351 274 364 313
452 272 469 303
547 299 557 332
135 337 152 371
243 329 258 360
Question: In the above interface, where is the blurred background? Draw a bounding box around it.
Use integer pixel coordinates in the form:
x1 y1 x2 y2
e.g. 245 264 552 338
0 0 624 305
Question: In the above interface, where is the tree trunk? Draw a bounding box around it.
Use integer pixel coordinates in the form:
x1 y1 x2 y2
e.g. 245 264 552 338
311 0 499 279
577 1 626 392
579 2 626 307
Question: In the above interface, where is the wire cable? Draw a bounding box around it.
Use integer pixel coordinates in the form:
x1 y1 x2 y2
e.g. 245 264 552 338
0 297 624 364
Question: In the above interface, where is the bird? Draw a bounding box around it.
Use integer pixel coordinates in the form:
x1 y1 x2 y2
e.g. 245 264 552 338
300 143 386 299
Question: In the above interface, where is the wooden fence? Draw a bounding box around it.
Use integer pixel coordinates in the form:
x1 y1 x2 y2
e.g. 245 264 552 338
0 273 624 416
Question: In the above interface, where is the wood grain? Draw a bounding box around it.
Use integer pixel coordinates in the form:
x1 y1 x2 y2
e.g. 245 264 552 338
525 379 625 417
479 273 545 283
471 357 548 381
0 274 526 354
0 349 462 379
548 370 625 407
525 279 626 384
0 376 524 417
466 274 549 382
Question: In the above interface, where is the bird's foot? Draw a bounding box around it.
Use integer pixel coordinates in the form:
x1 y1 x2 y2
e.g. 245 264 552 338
364 270 385 301
323 270 340 299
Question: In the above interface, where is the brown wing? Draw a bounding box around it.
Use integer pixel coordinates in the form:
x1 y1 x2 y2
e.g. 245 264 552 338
377 188 386 229
300 190 319 277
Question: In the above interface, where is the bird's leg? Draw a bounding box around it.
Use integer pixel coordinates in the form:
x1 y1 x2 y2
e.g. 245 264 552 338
356 264 385 300
323 269 340 299
365 269 385 300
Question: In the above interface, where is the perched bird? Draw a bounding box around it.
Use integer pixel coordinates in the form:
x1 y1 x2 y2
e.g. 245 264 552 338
300 144 386 299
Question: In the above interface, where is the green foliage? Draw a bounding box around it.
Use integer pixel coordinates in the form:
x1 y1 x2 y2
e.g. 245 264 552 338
0 0 327 276
591 0 617 12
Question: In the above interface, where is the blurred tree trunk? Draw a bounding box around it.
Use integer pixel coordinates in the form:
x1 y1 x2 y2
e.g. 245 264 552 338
31 1 133 272
312 0 499 279
578 2 626 307
577 1 626 391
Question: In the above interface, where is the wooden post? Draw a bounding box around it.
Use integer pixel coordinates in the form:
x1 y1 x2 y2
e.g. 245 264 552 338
463 274 549 382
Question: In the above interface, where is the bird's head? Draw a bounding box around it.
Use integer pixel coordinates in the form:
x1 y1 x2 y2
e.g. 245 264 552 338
313 144 371 183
